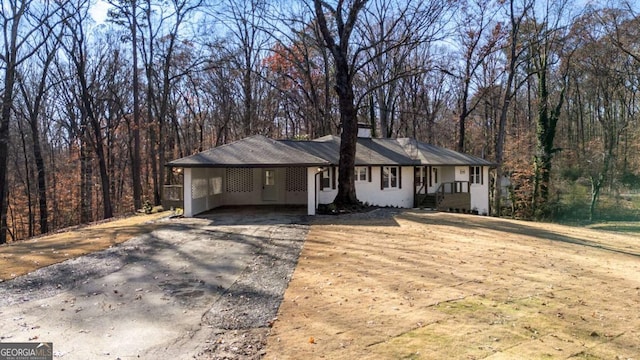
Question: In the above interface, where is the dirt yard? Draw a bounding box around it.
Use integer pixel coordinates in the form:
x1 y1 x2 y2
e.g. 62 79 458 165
265 209 640 359
0 211 170 281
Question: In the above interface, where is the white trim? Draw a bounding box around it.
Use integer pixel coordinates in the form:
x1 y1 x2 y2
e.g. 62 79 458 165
307 167 317 215
183 168 193 217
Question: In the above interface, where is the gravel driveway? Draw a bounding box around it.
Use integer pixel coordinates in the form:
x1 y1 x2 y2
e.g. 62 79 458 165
0 208 308 359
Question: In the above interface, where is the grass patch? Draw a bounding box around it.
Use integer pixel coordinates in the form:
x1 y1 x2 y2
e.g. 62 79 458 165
587 222 640 233
554 182 640 225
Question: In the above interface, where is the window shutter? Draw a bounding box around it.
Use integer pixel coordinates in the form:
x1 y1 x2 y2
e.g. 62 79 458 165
368 166 372 182
380 166 384 190
331 166 336 189
398 167 402 189
428 166 432 187
481 166 484 185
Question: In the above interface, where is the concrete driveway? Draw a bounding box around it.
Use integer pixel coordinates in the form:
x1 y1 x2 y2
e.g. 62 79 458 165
0 208 308 359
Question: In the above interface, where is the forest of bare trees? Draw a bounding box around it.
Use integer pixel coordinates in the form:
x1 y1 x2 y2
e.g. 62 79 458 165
1 0 639 243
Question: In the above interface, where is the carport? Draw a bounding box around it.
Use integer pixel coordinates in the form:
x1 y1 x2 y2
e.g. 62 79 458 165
166 135 329 217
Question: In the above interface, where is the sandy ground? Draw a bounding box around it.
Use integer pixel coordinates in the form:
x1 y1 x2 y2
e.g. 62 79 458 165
0 212 170 281
265 209 640 359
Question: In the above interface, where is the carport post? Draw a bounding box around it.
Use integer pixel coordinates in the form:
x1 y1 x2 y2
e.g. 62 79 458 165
183 168 193 217
307 167 317 215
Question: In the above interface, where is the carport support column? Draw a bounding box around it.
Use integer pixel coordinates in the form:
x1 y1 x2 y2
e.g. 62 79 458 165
183 168 193 217
307 167 316 215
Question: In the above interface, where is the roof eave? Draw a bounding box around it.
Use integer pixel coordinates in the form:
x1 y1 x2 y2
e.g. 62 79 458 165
165 162 330 168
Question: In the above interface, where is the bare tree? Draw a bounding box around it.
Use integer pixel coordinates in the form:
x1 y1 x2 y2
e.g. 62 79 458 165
139 0 203 205
215 0 270 138
360 0 451 138
450 0 501 152
312 0 368 208
16 20 63 235
60 0 114 220
108 0 143 211
492 0 533 216
0 0 65 243
527 0 575 218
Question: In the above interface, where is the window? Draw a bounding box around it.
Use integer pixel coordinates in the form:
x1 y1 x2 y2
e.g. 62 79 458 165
264 170 275 186
320 167 335 190
470 166 482 184
415 167 425 187
382 166 399 189
210 177 222 195
432 167 438 185
355 167 368 182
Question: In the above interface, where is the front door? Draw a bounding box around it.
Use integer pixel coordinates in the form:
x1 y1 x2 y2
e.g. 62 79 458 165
262 169 277 201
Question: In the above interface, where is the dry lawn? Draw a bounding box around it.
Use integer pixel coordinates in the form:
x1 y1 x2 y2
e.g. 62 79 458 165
266 210 640 359
0 211 170 281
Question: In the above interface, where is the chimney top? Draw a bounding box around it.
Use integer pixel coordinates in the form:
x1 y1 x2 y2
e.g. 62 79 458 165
357 123 372 138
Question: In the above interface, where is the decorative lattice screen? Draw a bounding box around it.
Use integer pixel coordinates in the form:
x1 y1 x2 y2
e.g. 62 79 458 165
285 167 307 192
226 168 254 192
192 178 208 199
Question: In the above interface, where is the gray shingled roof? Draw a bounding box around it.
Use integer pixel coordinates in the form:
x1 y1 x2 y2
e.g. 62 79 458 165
167 134 494 168
280 136 418 166
397 138 495 166
166 135 329 167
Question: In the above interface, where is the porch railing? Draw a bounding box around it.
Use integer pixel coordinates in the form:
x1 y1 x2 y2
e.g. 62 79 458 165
162 185 184 210
435 181 470 211
416 181 471 211
163 185 183 201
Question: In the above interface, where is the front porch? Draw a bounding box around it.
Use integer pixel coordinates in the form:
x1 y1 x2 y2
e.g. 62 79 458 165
415 181 472 212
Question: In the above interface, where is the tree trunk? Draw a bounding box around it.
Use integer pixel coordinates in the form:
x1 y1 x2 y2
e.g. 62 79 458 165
0 62 16 244
493 0 529 216
334 66 359 207
458 92 468 153
131 0 143 211
31 110 49 234
313 0 367 209
80 139 93 223
18 119 34 238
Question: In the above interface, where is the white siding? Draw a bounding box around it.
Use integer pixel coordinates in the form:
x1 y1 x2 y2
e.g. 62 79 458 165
455 166 468 181
470 166 490 215
318 166 414 208
183 168 225 216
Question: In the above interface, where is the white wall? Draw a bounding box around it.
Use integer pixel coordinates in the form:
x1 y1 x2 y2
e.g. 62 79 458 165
185 167 225 216
454 166 468 182
441 167 456 183
318 166 414 208
470 166 490 215
182 165 488 216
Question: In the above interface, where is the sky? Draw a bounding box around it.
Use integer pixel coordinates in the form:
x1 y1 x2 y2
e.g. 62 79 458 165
89 0 112 24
